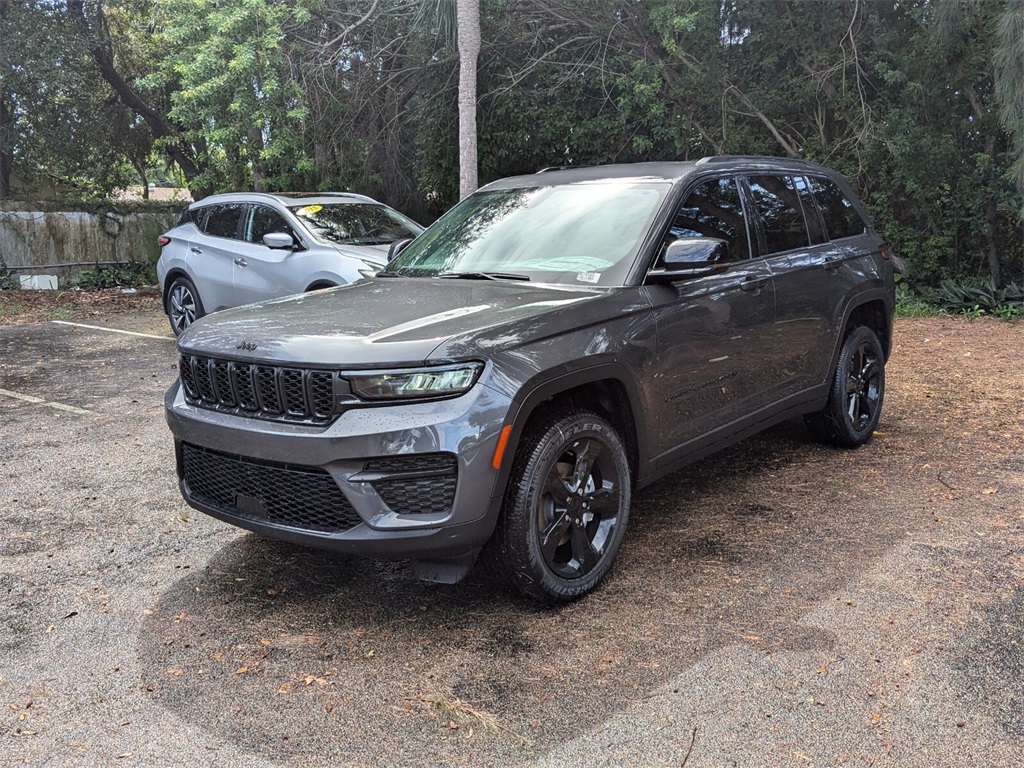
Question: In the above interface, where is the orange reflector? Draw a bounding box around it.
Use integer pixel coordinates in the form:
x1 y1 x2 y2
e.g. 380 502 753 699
492 424 513 470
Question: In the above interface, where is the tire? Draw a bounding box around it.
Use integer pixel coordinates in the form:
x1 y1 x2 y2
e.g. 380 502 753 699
489 410 631 604
805 325 885 448
166 276 204 336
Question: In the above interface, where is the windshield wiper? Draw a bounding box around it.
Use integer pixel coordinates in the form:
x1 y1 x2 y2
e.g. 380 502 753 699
435 271 531 282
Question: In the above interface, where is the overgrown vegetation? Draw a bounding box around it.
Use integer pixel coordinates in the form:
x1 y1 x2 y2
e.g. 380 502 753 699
0 254 18 290
3 1 1024 288
898 278 1024 319
75 261 154 290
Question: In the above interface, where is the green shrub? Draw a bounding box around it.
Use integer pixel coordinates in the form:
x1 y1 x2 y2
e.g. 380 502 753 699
927 278 1024 319
75 261 154 290
895 285 936 317
0 255 18 291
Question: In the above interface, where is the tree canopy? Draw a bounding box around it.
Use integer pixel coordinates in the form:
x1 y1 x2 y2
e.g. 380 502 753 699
2 0 1023 287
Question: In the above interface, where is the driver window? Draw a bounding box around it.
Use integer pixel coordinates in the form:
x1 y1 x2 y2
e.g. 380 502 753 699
246 205 293 244
670 177 751 261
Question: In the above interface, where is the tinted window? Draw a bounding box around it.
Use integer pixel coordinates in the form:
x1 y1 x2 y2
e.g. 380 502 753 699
670 177 751 261
245 205 293 244
203 204 244 239
794 176 827 245
747 176 810 255
809 177 867 240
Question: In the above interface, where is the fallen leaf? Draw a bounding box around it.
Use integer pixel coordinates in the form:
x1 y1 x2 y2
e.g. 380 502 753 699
235 665 249 675
982 487 998 495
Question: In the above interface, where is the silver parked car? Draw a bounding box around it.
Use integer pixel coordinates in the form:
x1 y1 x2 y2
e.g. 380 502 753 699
156 192 424 335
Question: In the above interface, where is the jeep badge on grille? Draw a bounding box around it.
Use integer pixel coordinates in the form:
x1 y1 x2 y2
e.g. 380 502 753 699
236 341 258 351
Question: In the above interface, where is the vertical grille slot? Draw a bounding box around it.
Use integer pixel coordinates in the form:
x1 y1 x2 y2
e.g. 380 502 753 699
255 366 282 414
309 372 335 419
234 364 259 411
282 369 307 416
194 357 216 402
212 360 235 407
177 353 337 424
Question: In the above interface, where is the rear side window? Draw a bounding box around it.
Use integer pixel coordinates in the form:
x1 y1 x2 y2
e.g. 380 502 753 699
671 177 752 261
203 204 245 239
746 175 810 255
245 205 294 244
809 177 867 240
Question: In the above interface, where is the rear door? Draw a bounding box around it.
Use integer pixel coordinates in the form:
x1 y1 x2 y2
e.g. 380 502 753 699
744 174 836 398
650 176 777 456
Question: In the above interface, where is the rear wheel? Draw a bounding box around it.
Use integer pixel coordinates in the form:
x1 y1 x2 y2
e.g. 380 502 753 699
805 325 885 447
166 276 204 336
490 411 631 603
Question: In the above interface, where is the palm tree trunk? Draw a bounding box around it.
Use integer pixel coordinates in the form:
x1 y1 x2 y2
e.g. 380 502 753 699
456 0 479 199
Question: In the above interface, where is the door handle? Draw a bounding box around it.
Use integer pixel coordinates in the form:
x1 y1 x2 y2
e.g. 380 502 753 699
822 256 844 271
190 247 202 254
740 276 768 292
234 258 248 267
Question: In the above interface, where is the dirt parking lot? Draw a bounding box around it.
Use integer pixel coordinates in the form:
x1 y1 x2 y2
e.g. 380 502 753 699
1 303 1022 767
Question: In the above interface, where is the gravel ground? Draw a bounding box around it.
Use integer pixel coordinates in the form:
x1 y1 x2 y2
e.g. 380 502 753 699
0 310 1021 767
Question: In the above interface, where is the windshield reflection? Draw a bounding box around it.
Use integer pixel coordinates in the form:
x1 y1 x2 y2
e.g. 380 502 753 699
388 182 669 286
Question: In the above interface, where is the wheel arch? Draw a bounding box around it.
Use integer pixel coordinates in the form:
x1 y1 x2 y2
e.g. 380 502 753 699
162 268 195 314
495 365 648 496
844 298 892 360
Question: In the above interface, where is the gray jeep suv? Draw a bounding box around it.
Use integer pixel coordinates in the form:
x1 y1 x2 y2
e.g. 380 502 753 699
165 157 895 603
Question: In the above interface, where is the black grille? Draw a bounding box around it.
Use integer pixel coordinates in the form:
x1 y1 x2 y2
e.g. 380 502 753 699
180 443 361 533
179 353 337 424
364 454 457 515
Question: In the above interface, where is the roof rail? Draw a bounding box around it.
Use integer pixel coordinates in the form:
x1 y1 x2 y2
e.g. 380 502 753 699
536 165 593 173
696 155 814 166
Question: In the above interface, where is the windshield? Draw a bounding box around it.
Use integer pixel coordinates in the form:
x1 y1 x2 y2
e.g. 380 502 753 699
289 203 422 246
386 181 669 286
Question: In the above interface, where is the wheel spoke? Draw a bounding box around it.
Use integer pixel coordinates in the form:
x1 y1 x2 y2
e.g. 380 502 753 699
543 469 574 505
540 513 572 562
570 439 601 491
860 357 879 382
586 483 621 517
568 523 600 574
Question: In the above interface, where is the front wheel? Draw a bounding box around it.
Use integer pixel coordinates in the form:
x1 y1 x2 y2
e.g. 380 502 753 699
489 411 631 604
166 276 204 336
805 325 885 447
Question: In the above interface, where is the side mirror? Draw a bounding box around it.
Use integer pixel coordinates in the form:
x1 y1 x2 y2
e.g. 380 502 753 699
647 237 730 282
262 232 295 250
387 237 414 261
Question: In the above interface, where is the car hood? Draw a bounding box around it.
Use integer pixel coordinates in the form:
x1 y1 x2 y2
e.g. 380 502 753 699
327 242 390 268
178 278 617 366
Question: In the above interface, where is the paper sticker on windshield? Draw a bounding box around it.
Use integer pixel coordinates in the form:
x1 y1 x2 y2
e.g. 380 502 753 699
296 204 322 216
576 271 600 284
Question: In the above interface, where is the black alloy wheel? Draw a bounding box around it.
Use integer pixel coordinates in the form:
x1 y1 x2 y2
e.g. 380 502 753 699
806 325 885 447
491 411 631 603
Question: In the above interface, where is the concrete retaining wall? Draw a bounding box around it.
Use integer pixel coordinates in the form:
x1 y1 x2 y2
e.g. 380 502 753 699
0 201 182 285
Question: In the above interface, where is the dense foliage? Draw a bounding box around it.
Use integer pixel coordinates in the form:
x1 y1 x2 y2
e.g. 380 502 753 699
2 0 1024 288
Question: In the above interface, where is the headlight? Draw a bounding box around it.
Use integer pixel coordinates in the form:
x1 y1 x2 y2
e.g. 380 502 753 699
346 363 483 400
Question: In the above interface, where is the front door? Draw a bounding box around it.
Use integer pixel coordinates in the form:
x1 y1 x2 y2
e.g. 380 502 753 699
651 176 777 458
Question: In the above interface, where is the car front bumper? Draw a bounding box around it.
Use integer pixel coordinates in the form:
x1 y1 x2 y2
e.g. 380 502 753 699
164 379 512 560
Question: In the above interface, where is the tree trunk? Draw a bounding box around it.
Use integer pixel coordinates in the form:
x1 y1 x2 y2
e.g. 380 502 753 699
0 95 12 199
66 0 211 198
456 0 480 199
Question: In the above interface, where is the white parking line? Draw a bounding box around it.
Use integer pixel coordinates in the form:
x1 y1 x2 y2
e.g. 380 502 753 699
50 320 172 341
0 387 94 416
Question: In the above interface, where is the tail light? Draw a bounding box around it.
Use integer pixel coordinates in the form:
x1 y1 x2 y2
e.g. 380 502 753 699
158 236 171 247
